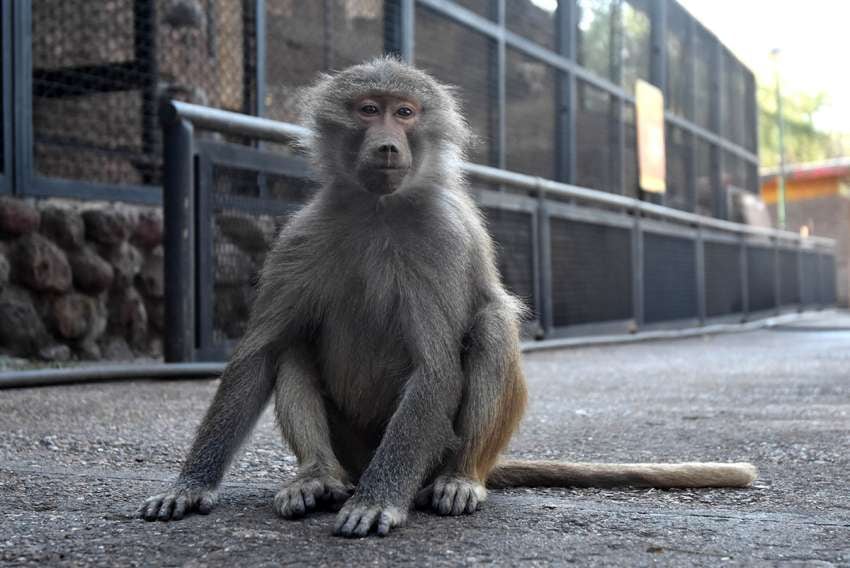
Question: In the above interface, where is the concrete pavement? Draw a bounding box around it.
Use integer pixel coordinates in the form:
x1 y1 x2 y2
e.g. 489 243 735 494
1 312 849 566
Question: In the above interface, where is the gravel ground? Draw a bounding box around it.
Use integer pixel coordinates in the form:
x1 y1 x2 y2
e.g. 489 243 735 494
1 312 849 566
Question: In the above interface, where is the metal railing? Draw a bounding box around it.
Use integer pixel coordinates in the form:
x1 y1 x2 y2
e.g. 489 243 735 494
161 101 837 362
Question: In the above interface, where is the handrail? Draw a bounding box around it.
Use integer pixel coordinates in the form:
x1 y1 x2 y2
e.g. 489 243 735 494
161 100 835 250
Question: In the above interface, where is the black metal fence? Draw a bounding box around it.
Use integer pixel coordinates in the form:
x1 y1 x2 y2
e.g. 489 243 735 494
161 101 836 363
4 0 758 223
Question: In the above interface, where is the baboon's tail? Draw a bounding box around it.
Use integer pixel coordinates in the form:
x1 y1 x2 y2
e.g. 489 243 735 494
486 460 757 489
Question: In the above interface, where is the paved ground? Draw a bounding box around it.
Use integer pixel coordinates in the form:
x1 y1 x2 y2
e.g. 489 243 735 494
1 312 849 567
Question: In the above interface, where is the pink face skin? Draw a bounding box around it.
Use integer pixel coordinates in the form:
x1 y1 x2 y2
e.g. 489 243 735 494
352 95 421 195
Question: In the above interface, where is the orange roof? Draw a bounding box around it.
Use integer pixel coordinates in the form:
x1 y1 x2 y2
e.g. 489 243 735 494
761 157 850 184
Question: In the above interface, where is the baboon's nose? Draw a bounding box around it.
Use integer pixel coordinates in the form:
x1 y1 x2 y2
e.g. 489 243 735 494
377 143 399 154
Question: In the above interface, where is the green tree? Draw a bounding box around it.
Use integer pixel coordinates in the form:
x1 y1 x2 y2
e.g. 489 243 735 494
758 84 840 168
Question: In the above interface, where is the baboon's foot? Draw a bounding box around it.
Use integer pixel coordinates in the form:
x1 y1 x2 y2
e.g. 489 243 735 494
415 475 487 516
138 485 219 521
274 475 353 519
333 496 407 538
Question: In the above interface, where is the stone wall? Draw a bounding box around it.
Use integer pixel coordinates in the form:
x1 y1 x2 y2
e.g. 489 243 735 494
0 197 164 362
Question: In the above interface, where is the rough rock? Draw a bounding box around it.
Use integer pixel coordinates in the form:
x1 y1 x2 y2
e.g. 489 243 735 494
0 286 48 356
108 287 148 350
12 233 72 293
51 293 97 340
40 205 85 250
137 247 164 298
100 336 134 361
105 242 143 290
69 246 114 293
217 213 269 253
83 208 131 246
146 298 165 332
0 197 40 236
37 343 71 362
132 209 164 248
0 249 9 290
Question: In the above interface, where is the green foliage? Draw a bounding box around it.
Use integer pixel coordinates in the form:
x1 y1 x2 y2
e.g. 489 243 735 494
759 82 847 167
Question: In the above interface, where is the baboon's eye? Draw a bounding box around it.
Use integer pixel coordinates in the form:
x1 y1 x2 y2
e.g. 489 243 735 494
360 104 379 115
396 106 415 118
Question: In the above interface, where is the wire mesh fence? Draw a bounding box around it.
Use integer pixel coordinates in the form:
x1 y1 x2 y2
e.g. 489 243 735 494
20 0 763 220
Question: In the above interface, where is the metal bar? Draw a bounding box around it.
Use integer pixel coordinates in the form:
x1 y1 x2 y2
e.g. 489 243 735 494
632 213 644 328
649 0 667 94
401 0 415 62
773 238 781 314
554 0 576 184
134 0 158 186
195 152 213 358
494 0 506 170
164 101 836 249
537 188 554 336
253 0 267 116
161 109 196 363
27 177 161 205
1 0 12 193
167 100 310 142
418 0 759 166
695 226 706 323
12 0 32 196
740 238 749 317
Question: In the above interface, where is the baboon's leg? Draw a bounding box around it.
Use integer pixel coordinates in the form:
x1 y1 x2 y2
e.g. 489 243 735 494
273 346 353 518
140 346 276 521
416 300 528 516
333 358 463 536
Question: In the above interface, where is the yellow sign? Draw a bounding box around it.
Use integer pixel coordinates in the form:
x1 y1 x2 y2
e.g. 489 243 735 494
636 79 666 194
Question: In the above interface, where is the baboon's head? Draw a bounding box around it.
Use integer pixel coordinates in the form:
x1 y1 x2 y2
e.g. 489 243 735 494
301 57 472 196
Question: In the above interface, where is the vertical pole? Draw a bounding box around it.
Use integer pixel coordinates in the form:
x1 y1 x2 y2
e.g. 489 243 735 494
134 0 158 186
740 237 749 320
695 227 706 323
384 0 414 62
1 0 12 194
555 0 576 184
648 0 667 206
254 0 266 117
537 188 554 337
161 103 196 363
686 17 696 212
631 211 644 329
495 0 506 171
713 44 726 219
774 66 787 230
773 238 781 314
12 0 32 196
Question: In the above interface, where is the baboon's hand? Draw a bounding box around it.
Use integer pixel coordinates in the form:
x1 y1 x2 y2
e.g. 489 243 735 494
415 475 487 516
333 495 407 538
138 484 218 522
274 475 353 519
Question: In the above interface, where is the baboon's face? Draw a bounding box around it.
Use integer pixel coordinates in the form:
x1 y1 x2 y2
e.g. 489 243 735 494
350 94 420 195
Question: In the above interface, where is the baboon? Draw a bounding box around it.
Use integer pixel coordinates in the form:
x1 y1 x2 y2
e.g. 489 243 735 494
139 57 757 537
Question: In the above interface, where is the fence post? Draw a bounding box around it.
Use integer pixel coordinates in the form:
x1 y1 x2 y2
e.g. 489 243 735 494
695 225 706 324
161 102 196 363
740 236 749 320
537 184 554 337
773 237 781 314
631 210 644 329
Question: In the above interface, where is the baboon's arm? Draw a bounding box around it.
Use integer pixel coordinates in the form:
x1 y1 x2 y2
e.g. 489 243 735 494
139 346 276 521
177 348 277 488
